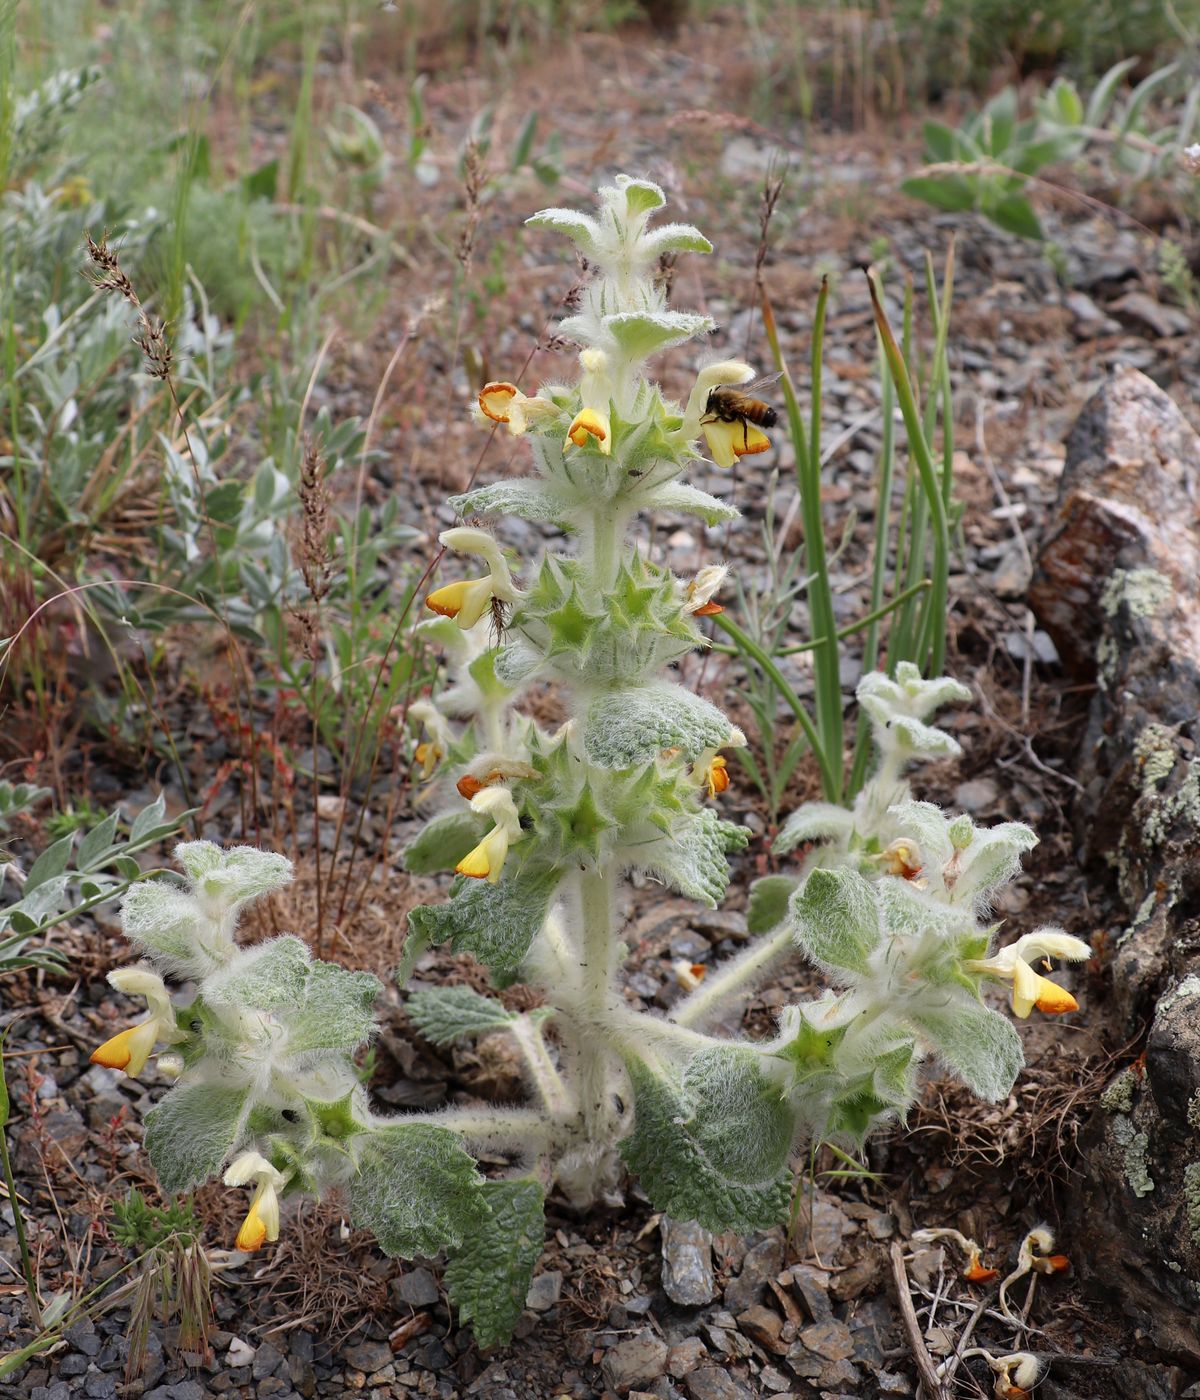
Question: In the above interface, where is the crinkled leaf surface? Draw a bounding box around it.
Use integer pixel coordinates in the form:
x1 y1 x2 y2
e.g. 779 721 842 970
619 1053 793 1233
584 681 737 768
144 1080 250 1193
407 866 563 974
445 1178 545 1348
774 802 856 855
408 986 516 1045
635 808 748 908
349 1123 487 1258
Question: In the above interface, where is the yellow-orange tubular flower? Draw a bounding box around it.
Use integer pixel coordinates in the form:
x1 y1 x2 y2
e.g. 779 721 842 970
90 967 184 1078
963 930 1091 1018
477 381 557 436
424 527 521 632
680 360 772 469
223 1151 289 1252
564 348 613 455
455 786 524 885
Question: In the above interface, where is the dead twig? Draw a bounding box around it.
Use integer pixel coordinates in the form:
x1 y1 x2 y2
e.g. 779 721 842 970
890 1241 947 1400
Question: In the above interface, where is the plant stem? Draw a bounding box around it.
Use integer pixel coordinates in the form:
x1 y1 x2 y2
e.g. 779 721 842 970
0 1034 42 1329
510 1019 573 1118
670 924 795 1029
575 868 619 1142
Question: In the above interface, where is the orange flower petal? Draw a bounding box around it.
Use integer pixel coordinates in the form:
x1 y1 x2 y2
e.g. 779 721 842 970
963 1262 1000 1282
1034 980 1078 1015
457 775 487 800
91 1025 137 1072
567 408 609 448
692 601 724 616
235 1203 268 1252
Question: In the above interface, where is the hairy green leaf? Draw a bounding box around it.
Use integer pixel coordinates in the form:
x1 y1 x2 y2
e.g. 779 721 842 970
584 681 739 768
620 1053 794 1233
445 1178 545 1347
403 810 487 876
408 986 516 1045
635 808 748 908
407 866 563 974
144 1081 250 1193
908 1001 1023 1102
349 1123 487 1257
747 875 799 934
789 868 882 977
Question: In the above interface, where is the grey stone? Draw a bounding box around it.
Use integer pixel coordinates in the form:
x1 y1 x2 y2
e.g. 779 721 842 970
341 1340 392 1375
169 1384 206 1400
84 1376 116 1400
396 1266 440 1308
1032 365 1200 1368
525 1269 562 1311
682 1368 754 1400
660 1217 715 1306
58 1356 88 1377
250 1341 287 1380
722 1236 783 1313
601 1331 669 1393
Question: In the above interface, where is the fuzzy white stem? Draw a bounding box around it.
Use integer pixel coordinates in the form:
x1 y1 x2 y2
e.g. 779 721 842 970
575 869 621 1141
670 925 796 1029
510 1018 574 1118
377 1107 565 1154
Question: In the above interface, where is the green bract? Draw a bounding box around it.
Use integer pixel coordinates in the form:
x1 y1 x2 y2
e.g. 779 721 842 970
101 179 1084 1349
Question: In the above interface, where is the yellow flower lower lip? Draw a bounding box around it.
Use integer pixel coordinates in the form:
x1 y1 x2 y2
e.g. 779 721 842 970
456 824 510 884
478 381 520 423
566 407 610 452
425 577 494 630
702 418 771 469
90 1019 159 1077
235 1201 269 1251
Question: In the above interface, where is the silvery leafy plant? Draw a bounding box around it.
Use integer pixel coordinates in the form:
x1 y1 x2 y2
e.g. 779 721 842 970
95 178 1090 1348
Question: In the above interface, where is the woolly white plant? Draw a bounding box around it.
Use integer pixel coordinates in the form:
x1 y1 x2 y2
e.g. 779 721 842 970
95 179 1090 1349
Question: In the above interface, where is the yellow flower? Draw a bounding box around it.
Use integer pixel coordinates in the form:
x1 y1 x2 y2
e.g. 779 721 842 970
476 381 557 436
963 930 1091 1018
701 417 771 470
565 406 611 452
680 360 772 469
90 967 183 1078
223 1152 289 1252
424 527 521 632
704 755 730 799
564 348 613 455
456 787 524 885
409 700 453 780
879 838 923 881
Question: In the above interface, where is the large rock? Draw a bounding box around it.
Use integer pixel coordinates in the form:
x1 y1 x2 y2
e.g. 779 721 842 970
1031 367 1200 1366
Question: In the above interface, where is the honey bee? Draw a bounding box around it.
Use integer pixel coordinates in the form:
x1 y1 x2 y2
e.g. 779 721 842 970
702 374 781 451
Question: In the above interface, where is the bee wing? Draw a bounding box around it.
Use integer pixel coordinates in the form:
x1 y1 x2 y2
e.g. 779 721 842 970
742 371 784 394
